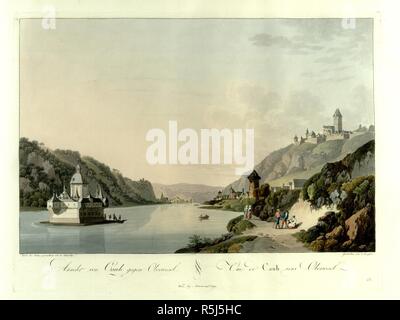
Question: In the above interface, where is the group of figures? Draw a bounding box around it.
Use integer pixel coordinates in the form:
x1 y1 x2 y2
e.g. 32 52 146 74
106 213 123 221
243 205 253 220
274 209 297 229
244 205 298 229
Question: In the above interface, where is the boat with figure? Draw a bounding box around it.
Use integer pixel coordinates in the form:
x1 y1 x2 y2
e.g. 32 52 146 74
199 214 209 220
111 218 127 224
40 218 127 226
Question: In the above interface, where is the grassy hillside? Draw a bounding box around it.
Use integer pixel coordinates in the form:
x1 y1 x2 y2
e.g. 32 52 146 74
19 137 157 208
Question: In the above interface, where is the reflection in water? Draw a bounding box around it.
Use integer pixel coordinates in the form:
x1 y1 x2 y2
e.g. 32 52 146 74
80 228 105 253
20 219 106 253
20 204 239 254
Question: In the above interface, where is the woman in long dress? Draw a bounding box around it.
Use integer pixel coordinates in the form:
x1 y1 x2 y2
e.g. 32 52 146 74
274 210 281 229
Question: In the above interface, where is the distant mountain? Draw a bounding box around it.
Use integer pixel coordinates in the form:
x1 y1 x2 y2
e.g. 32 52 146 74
225 130 375 192
19 138 157 208
152 183 222 204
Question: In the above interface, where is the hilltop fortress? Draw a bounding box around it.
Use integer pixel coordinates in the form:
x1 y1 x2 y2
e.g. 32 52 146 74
293 109 365 145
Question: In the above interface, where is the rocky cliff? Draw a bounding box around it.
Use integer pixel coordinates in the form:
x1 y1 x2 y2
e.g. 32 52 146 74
297 140 375 251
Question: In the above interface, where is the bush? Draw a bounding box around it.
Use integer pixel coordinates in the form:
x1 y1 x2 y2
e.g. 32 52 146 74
227 243 242 253
187 235 213 251
221 199 250 212
259 183 271 199
259 189 300 220
339 175 374 219
227 215 243 232
231 219 256 235
201 236 257 253
298 226 320 243
176 233 236 253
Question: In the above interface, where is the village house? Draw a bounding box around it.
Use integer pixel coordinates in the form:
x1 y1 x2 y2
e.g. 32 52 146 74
285 178 307 190
270 178 307 192
215 190 223 201
229 187 245 200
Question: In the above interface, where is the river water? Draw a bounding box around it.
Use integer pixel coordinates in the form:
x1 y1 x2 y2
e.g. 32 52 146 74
19 204 240 254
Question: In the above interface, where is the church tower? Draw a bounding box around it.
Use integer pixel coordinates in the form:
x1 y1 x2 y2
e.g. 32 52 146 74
70 164 89 199
333 108 343 133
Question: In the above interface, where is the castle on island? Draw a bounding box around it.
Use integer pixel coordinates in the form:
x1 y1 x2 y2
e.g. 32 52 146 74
47 164 109 224
294 108 353 145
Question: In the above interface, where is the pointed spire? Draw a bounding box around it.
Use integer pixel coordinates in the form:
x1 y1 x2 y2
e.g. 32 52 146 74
333 108 342 117
97 183 103 198
76 163 81 173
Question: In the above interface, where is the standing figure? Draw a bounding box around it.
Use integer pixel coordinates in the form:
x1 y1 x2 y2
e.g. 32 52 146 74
274 210 281 229
243 205 249 220
281 210 289 229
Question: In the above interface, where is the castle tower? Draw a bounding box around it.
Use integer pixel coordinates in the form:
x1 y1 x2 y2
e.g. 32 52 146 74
293 135 299 144
333 108 343 133
70 163 89 199
96 183 104 199
59 184 71 200
247 170 261 200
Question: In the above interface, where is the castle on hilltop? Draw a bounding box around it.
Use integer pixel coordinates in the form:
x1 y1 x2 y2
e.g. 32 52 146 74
294 109 353 145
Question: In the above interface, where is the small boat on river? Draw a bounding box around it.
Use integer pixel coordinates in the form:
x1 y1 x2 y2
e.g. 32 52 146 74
199 214 209 220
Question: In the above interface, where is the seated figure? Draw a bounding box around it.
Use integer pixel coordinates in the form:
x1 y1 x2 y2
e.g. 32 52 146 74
287 215 298 229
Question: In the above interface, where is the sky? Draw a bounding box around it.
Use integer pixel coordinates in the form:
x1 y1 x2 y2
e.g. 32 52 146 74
20 18 374 186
